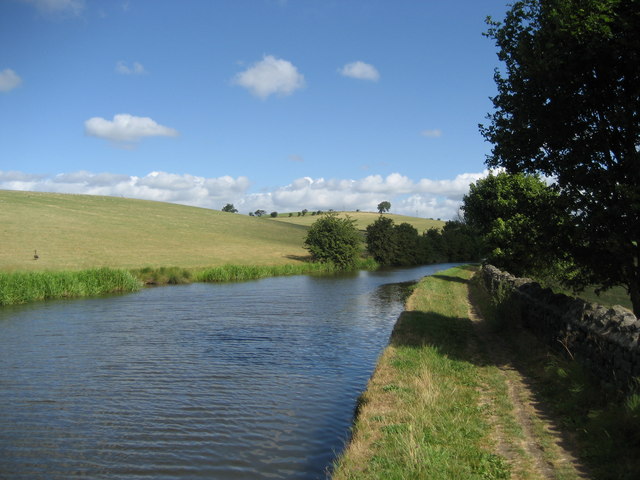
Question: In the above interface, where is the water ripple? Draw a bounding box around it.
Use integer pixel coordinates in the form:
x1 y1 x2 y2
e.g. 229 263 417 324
0 263 459 479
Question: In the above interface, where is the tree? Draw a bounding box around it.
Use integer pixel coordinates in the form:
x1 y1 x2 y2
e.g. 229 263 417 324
463 172 563 278
365 216 398 265
377 201 391 214
482 0 640 314
301 209 308 216
221 203 238 213
254 209 267 217
270 211 278 218
304 213 362 269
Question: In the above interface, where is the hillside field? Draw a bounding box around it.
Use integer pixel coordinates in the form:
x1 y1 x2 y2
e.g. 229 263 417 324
0 191 442 272
268 211 445 233
0 190 310 271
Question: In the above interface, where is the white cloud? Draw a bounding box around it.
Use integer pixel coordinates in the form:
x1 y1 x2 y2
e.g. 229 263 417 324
339 61 380 81
84 114 179 144
421 129 442 138
0 170 489 220
115 61 146 75
0 69 22 92
233 55 305 99
21 0 84 15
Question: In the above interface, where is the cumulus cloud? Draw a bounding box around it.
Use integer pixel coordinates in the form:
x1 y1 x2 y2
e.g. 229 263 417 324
115 61 146 75
421 129 443 138
233 55 305 99
0 69 22 92
339 61 380 81
84 114 179 144
0 170 488 220
21 0 84 15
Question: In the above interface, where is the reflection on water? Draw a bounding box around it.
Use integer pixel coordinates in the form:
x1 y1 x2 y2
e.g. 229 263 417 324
0 263 460 479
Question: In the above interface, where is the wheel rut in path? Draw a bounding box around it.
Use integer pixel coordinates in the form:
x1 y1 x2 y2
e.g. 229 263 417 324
466 291 591 480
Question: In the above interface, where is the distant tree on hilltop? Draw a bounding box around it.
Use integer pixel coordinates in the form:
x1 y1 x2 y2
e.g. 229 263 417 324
377 201 391 214
221 203 238 213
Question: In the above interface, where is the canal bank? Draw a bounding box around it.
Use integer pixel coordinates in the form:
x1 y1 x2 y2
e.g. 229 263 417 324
332 265 589 480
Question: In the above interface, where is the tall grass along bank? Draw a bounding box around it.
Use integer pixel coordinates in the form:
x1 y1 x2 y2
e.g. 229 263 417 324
0 268 141 306
195 259 378 283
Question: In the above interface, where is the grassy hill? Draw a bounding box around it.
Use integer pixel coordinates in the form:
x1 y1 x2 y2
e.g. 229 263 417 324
268 211 445 233
0 190 310 271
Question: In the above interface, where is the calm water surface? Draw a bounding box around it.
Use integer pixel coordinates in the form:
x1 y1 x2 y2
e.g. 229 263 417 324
0 263 460 479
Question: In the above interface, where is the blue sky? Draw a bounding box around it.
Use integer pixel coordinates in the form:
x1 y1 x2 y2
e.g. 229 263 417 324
1 0 509 219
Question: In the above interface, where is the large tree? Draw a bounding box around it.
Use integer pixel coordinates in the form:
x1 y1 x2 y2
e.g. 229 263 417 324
482 0 640 314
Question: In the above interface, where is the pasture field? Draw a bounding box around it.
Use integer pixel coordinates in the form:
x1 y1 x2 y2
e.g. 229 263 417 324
268 211 445 233
0 190 310 271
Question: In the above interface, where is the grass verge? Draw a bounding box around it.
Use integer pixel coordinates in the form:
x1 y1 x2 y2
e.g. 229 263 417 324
471 273 640 479
0 268 142 305
332 265 511 479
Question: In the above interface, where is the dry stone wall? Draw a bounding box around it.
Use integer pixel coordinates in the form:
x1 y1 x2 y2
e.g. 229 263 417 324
480 264 640 391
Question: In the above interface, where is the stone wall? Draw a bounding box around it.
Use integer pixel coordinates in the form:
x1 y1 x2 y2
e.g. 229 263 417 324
480 264 640 390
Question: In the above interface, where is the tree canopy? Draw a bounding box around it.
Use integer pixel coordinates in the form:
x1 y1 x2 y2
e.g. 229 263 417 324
482 0 640 314
377 201 391 214
463 172 564 278
221 203 237 213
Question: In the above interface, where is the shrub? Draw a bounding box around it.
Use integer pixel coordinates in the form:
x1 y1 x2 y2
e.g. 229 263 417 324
304 213 362 269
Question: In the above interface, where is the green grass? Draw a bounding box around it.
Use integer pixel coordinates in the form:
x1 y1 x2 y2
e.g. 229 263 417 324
0 268 141 305
0 189 310 271
267 211 445 233
333 266 511 480
472 273 640 479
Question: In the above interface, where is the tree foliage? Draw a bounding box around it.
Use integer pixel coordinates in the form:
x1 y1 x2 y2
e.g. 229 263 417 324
463 172 564 277
221 203 238 213
483 0 640 313
366 216 481 267
377 201 391 214
304 213 362 269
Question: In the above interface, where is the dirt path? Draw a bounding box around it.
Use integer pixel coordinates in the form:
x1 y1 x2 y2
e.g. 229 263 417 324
467 292 591 480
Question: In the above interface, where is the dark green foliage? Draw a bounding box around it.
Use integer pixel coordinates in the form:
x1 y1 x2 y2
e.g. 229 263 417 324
254 209 267 217
462 172 565 278
304 213 362 269
365 216 398 265
394 223 419 266
270 211 278 218
221 203 238 213
366 216 480 266
483 0 640 314
377 201 391 214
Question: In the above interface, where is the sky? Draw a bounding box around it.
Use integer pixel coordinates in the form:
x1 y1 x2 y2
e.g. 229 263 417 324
0 0 510 219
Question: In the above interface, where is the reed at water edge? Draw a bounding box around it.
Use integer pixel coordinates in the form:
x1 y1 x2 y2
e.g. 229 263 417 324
0 268 142 306
0 258 380 306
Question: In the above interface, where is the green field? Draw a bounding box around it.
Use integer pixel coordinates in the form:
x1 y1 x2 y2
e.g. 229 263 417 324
0 190 311 271
268 211 444 233
0 190 440 272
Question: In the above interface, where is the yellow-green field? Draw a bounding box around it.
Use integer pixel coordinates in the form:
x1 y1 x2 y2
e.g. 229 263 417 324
268 211 444 233
1 190 440 272
0 190 310 271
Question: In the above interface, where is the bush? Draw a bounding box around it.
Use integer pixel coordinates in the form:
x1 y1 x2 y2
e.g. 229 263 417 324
304 213 362 269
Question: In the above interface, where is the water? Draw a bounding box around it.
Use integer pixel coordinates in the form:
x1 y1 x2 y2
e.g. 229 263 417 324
0 263 459 479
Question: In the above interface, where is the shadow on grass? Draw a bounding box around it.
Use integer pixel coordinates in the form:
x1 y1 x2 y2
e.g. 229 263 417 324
387 272 595 479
